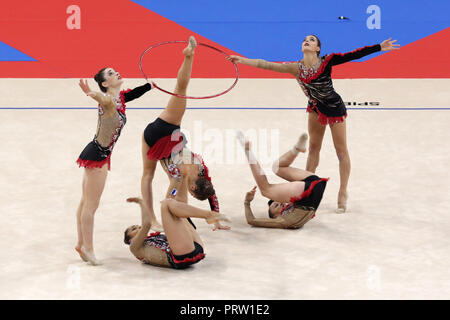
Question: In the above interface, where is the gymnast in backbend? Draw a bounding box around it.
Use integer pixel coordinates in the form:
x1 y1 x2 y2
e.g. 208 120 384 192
238 131 328 229
140 36 230 233
124 160 229 269
76 68 153 265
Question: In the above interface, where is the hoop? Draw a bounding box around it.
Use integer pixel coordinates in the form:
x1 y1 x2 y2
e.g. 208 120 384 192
139 40 239 99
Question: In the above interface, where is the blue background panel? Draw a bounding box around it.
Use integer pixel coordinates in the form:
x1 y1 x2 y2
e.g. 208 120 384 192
0 41 36 61
132 0 450 61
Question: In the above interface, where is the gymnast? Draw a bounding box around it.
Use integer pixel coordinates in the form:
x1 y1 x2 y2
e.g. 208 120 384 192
140 36 229 232
238 131 328 229
76 68 152 265
124 164 229 269
229 36 400 213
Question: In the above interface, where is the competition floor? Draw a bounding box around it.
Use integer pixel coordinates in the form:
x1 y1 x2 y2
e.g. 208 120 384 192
0 79 449 300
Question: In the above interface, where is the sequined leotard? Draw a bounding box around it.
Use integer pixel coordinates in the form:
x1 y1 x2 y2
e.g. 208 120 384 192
77 83 151 169
296 44 381 125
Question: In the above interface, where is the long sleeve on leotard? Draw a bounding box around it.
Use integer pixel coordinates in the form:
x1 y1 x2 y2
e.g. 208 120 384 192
208 193 220 212
329 44 381 66
123 83 152 102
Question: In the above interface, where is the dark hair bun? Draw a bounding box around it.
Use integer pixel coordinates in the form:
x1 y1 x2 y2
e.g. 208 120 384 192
193 177 215 200
94 67 108 93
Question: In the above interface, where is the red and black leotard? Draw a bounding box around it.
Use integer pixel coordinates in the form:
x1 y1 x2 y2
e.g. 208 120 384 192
280 175 329 218
296 44 381 125
193 153 220 213
135 232 205 269
144 119 220 214
76 83 152 170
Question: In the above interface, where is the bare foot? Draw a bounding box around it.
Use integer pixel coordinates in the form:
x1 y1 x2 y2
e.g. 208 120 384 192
75 246 88 262
183 36 197 57
336 191 348 214
128 197 163 232
80 247 102 266
294 133 308 153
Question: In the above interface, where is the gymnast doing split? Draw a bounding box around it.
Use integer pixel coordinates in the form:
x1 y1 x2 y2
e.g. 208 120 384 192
123 37 230 269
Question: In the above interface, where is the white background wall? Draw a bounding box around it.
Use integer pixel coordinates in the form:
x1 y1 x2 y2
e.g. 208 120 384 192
1 79 449 109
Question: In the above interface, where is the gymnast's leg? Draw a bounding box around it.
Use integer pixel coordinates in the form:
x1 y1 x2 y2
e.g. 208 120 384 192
272 133 315 182
159 36 197 126
330 120 350 213
160 199 227 255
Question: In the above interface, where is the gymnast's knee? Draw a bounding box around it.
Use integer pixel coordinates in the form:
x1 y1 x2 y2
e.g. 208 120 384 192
308 144 322 155
271 161 281 175
335 149 349 162
260 185 272 199
142 169 155 181
83 199 100 212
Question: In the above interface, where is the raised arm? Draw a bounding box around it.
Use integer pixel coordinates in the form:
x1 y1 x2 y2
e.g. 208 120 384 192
126 197 152 254
228 55 299 77
329 44 381 66
329 38 400 66
244 187 286 229
79 79 113 108
244 186 257 224
122 82 153 103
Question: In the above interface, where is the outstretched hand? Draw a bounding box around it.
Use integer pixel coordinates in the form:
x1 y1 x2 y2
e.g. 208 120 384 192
227 55 245 64
212 221 231 231
245 186 257 203
79 79 96 97
380 38 400 51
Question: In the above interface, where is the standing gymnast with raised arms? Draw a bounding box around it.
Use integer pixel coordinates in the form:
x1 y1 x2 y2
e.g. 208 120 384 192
76 69 152 265
229 36 400 213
